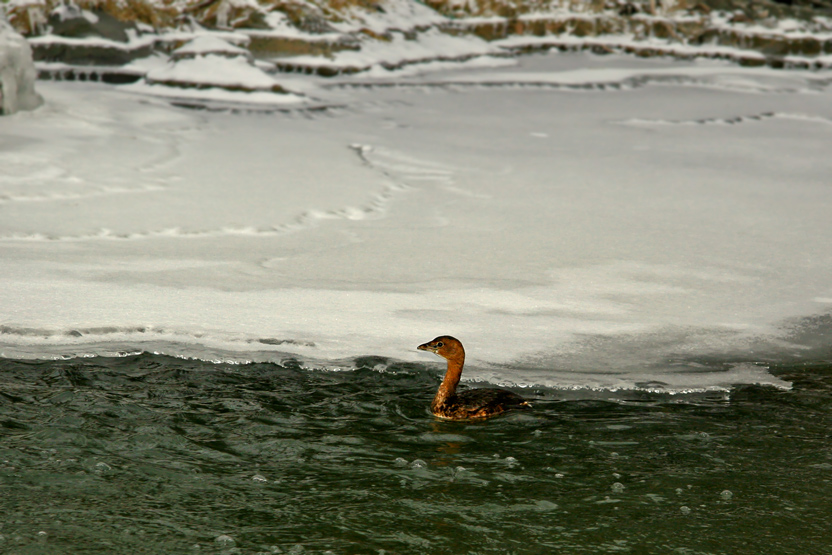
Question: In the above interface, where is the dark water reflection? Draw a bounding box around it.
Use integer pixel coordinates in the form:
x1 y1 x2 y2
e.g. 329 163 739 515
0 354 830 554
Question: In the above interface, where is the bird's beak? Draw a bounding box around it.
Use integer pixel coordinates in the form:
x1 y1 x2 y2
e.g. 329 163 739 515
417 343 434 353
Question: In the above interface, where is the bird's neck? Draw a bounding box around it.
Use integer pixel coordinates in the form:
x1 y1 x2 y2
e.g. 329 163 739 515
432 353 464 409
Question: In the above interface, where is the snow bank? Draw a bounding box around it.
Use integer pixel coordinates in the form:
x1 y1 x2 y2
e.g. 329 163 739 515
0 19 42 114
130 35 306 104
277 28 498 74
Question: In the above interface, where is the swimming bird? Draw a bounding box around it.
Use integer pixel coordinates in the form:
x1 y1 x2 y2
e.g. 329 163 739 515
417 336 530 420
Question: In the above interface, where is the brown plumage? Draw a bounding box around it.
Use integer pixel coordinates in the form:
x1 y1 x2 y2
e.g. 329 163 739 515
417 335 530 420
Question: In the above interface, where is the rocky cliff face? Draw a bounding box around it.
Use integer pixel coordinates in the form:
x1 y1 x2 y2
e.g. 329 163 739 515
3 0 420 37
3 0 831 105
5 0 831 38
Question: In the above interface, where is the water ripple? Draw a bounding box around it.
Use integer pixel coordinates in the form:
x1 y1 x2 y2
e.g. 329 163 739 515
0 354 830 554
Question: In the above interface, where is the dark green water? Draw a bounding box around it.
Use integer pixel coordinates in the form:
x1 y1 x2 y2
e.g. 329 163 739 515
1 354 830 554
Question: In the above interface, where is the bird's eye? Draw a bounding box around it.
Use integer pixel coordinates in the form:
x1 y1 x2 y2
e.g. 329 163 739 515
436 342 444 347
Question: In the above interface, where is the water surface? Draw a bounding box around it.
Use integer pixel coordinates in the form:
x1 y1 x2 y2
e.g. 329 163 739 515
1 354 830 554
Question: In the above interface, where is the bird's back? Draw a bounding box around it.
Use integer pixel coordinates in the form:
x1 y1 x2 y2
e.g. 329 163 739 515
433 388 529 420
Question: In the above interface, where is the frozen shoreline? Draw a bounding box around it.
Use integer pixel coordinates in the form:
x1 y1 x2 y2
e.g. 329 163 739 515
2 51 831 391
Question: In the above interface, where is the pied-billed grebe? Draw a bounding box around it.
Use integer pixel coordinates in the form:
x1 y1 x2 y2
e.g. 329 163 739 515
417 335 530 420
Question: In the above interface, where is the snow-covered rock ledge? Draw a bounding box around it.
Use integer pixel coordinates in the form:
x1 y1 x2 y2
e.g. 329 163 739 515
0 18 42 114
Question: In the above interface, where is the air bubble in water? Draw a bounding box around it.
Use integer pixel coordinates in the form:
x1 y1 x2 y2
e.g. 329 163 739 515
215 535 236 547
94 462 111 473
252 474 267 483
720 490 733 500
410 459 427 469
611 482 625 493
680 506 691 515
394 457 408 467
506 456 518 465
675 488 683 495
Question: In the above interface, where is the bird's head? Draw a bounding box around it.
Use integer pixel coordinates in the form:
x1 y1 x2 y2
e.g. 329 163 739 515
417 336 465 361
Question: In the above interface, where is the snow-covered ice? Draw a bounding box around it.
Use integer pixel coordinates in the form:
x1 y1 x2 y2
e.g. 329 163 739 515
1 51 830 391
